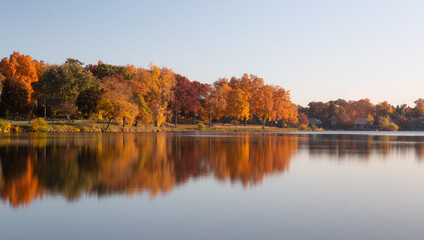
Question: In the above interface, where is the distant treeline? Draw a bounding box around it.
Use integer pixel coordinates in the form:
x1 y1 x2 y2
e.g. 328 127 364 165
0 52 298 129
298 98 424 131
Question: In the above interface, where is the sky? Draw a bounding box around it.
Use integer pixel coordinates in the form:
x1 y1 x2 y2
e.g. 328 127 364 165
1 0 424 107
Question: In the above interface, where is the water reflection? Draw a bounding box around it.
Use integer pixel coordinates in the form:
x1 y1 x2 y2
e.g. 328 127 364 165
302 134 424 160
0 133 297 208
2 132 424 208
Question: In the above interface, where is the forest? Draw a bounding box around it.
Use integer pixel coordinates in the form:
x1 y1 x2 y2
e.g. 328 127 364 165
0 52 298 131
1 51 424 132
299 98 424 131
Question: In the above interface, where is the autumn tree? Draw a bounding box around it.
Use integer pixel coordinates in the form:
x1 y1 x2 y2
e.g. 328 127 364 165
246 74 264 124
142 64 175 127
207 78 231 123
272 87 298 126
378 116 398 131
375 101 394 118
0 52 39 101
192 81 211 123
56 101 77 120
134 93 153 125
197 83 213 126
412 98 424 117
350 98 374 119
97 75 139 130
253 84 275 129
171 74 200 125
298 112 309 126
227 77 250 123
308 101 329 120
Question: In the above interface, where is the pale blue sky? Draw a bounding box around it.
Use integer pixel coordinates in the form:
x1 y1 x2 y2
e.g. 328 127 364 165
1 0 423 106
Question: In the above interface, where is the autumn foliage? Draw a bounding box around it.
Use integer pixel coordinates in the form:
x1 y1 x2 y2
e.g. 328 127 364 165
0 52 299 129
298 98 424 130
0 52 39 98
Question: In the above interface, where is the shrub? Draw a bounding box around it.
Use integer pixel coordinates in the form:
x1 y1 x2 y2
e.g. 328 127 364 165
51 125 80 132
80 127 90 132
62 125 80 132
380 122 399 131
12 126 21 133
311 125 317 131
197 122 205 130
230 120 239 126
0 120 11 132
30 118 49 132
379 116 399 131
299 124 308 131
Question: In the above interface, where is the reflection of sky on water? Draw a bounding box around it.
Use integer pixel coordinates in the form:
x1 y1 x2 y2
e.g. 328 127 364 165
1 132 424 239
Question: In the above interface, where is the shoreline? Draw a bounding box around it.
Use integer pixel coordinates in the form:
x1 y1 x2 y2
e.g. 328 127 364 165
6 119 420 134
1 119 307 133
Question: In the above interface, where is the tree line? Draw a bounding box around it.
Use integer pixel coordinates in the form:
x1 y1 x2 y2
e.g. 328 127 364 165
0 52 298 129
299 98 424 130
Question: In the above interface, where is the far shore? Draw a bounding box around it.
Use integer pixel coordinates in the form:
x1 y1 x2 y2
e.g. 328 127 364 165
0 119 420 135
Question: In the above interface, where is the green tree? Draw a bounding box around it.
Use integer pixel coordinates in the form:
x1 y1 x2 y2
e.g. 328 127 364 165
39 61 99 107
0 77 30 116
76 88 102 118
86 61 132 80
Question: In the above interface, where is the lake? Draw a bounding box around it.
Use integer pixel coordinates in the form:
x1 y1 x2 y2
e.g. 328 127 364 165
1 132 424 240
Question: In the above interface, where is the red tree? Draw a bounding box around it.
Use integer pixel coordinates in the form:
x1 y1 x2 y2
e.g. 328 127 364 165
172 74 200 125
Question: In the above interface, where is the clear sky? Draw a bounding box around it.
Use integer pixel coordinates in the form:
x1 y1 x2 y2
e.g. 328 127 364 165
1 0 423 107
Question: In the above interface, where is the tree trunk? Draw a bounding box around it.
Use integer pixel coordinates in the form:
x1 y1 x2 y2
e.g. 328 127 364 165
244 118 247 126
122 117 126 132
262 118 266 129
105 118 113 132
175 109 178 126
44 100 47 119
209 112 212 128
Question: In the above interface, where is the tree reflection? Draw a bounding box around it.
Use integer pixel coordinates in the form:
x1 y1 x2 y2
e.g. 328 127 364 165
3 133 424 208
305 134 424 161
0 133 298 207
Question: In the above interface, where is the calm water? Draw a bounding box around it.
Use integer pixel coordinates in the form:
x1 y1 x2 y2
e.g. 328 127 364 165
2 132 424 240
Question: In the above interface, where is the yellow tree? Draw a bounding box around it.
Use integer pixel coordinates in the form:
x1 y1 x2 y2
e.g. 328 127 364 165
142 64 175 127
284 103 299 126
375 101 393 117
272 86 298 126
98 75 139 131
205 78 231 123
255 84 274 129
239 74 265 125
248 75 265 123
227 77 250 123
227 89 250 122
0 52 39 101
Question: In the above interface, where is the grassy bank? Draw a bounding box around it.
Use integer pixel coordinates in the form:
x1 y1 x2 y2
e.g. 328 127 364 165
0 119 323 133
